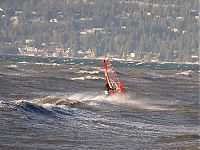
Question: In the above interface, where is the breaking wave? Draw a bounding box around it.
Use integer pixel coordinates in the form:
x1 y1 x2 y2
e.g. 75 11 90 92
77 70 100 74
71 75 104 80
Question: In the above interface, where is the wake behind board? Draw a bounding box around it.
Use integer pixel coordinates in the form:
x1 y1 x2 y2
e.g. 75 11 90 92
104 59 123 95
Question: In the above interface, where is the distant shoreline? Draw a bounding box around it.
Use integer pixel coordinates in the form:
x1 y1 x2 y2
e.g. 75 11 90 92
0 54 199 66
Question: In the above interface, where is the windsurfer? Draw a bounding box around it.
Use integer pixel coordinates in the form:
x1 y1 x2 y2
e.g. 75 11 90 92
103 58 123 95
104 83 110 95
104 83 116 95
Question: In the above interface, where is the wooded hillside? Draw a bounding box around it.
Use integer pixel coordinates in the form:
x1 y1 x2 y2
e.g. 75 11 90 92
0 0 199 62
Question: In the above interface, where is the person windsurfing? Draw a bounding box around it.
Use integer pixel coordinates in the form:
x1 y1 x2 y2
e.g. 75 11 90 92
104 83 110 95
104 83 117 95
103 58 123 95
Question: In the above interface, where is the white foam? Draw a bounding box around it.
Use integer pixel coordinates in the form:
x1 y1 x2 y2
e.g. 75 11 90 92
23 91 175 112
176 70 192 76
91 66 101 70
63 92 173 111
67 62 75 65
71 75 104 80
35 62 61 66
67 92 102 101
18 61 29 64
0 100 5 107
135 62 144 66
7 64 18 68
77 70 100 74
69 68 76 70
78 94 172 111
61 60 68 62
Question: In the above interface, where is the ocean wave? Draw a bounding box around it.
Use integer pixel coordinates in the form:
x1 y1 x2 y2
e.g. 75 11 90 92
176 70 192 76
77 70 100 74
0 99 75 118
56 92 175 112
135 62 144 66
17 100 55 117
34 62 61 66
71 75 104 80
18 61 29 64
6 64 18 68
33 95 98 112
66 62 75 65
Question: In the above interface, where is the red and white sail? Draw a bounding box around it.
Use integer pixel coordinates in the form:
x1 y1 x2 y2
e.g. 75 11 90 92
104 59 123 95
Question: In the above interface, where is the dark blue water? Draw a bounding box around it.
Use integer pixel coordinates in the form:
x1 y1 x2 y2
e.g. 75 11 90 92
0 55 199 71
0 55 199 149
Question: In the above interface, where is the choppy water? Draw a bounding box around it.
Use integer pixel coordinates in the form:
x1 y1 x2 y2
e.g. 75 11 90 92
0 55 199 150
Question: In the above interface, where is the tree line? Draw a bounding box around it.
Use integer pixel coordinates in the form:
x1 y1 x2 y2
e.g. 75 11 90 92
0 0 199 62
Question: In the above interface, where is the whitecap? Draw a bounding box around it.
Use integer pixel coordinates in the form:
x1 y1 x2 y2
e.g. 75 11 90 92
135 62 144 66
176 70 192 76
7 64 18 68
34 62 61 66
77 70 100 74
71 75 104 80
